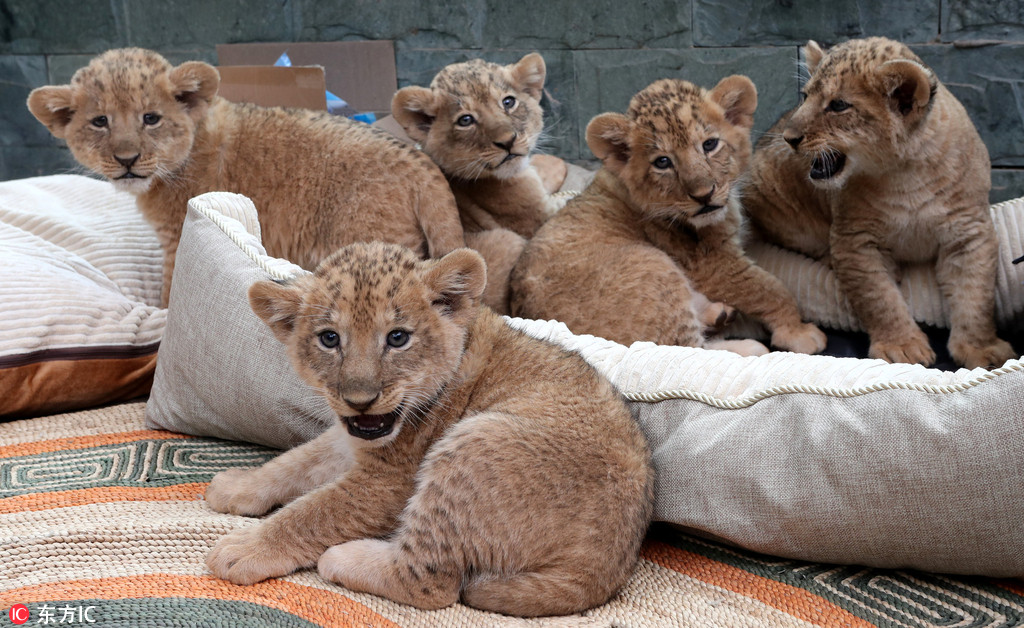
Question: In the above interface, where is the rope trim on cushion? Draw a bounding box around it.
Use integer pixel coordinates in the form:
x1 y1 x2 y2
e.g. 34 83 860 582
623 360 1023 407
187 192 306 283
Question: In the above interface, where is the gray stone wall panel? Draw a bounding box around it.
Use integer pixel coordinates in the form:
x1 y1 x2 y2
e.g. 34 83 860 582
693 0 939 47
0 0 125 54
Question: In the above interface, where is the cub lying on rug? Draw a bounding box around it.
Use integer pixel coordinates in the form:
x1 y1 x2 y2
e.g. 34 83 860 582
510 77 826 355
27 48 464 305
205 242 655 617
392 53 567 313
743 37 1015 369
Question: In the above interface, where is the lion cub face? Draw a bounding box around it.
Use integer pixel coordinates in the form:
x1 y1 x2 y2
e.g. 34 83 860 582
249 243 487 445
586 76 757 228
782 37 938 186
392 54 547 180
27 48 220 194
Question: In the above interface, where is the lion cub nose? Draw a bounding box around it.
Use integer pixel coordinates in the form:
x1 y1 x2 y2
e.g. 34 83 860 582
784 133 803 149
689 185 716 206
115 154 140 168
493 133 516 152
344 393 380 413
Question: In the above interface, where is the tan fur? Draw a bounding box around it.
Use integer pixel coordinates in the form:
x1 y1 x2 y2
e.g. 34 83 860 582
509 77 826 355
392 53 567 313
27 48 465 306
205 242 654 617
743 37 1016 368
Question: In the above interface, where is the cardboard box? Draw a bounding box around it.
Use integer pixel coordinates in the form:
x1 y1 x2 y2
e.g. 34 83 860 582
216 41 397 118
216 65 327 111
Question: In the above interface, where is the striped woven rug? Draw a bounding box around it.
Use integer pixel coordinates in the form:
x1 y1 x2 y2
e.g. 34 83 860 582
2 402 1022 627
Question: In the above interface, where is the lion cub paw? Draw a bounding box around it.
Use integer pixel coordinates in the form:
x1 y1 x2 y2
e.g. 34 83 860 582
205 468 275 516
869 332 936 366
318 539 390 589
771 323 827 355
699 301 736 336
206 525 304 585
704 338 770 357
951 338 1018 370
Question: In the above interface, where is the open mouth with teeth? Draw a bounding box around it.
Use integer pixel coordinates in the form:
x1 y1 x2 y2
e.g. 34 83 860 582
810 153 846 180
344 408 402 440
695 204 723 216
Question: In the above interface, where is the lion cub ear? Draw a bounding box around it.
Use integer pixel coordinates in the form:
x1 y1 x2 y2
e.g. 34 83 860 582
392 86 437 143
27 86 76 139
586 113 632 176
249 280 305 344
709 75 758 130
876 59 937 121
422 248 487 322
168 61 220 121
510 53 546 101
802 40 825 74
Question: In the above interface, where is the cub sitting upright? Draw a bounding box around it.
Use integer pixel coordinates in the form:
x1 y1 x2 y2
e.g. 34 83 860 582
510 77 826 355
205 242 654 617
27 48 464 305
743 37 1016 369
392 53 565 313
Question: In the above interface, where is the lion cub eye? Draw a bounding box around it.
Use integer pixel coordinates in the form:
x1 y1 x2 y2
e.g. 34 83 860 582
456 114 476 127
318 330 340 349
142 112 162 126
826 99 851 113
90 116 108 129
702 138 720 154
386 329 411 349
651 156 673 170
501 95 517 111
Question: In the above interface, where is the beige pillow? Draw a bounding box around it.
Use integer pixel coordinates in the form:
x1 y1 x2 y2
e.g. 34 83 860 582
147 190 1024 577
0 175 165 418
145 193 331 448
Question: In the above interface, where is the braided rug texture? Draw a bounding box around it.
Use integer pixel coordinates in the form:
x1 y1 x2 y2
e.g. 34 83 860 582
2 402 1023 627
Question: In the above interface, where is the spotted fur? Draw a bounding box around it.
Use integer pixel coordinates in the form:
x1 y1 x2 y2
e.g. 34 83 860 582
392 54 566 313
743 37 1016 368
510 77 826 356
27 48 465 305
205 242 654 617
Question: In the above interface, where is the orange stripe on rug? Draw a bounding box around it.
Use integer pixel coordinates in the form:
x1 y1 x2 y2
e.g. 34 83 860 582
643 540 874 628
0 483 209 514
1 574 398 627
992 578 1024 597
0 430 190 459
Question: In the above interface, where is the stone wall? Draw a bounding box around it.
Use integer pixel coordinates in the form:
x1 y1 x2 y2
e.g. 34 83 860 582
2 0 1023 201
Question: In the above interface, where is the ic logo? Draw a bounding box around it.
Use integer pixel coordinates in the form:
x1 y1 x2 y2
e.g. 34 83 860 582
8 604 30 625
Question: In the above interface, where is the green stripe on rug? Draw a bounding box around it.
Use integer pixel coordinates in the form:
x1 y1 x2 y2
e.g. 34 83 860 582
651 524 1024 628
0 439 276 498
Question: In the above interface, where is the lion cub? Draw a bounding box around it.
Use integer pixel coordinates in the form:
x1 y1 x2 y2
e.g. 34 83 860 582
743 37 1016 369
392 54 566 313
27 48 464 305
510 78 826 355
205 242 654 617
